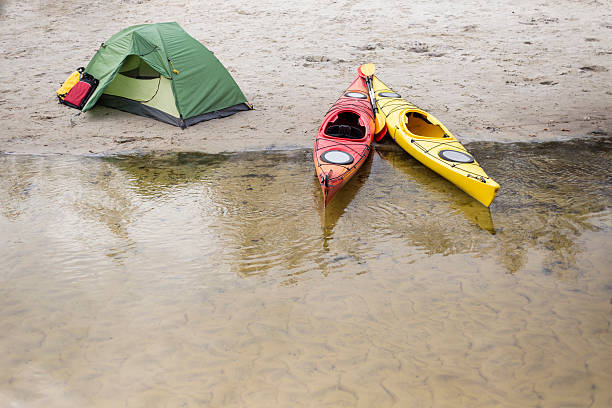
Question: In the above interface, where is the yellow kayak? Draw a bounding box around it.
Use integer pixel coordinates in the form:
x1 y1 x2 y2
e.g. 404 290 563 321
372 75 500 207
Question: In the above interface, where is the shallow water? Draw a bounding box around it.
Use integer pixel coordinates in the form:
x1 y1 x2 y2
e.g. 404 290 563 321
1 138 611 407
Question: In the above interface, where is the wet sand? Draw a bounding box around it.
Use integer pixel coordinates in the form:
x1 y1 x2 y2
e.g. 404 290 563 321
1 143 611 407
0 0 611 155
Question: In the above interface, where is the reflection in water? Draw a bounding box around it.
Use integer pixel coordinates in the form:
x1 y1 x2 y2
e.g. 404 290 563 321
482 137 611 274
370 137 610 275
0 138 609 278
1 138 608 278
205 150 321 280
375 143 495 233
105 152 227 196
0 138 610 407
0 155 38 221
316 155 373 246
74 162 138 242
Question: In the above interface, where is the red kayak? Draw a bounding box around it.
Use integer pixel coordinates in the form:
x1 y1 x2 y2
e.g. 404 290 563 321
313 69 375 206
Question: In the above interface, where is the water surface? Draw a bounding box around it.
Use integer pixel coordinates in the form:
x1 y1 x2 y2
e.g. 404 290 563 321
1 138 611 407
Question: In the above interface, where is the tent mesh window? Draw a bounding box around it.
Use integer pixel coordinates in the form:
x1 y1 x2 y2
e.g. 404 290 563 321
119 55 160 79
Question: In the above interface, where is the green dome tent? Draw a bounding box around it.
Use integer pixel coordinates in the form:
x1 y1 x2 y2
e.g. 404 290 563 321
82 22 251 128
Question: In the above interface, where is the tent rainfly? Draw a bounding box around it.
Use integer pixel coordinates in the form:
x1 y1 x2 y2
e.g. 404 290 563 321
82 22 251 128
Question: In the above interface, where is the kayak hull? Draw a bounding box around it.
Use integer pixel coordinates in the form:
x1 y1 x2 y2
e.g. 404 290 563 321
372 76 500 207
314 74 375 206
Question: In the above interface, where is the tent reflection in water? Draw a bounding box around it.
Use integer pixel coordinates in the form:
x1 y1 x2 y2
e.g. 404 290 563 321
82 22 251 128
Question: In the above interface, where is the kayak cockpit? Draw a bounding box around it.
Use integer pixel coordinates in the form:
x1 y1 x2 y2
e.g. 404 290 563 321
404 111 448 138
324 112 365 139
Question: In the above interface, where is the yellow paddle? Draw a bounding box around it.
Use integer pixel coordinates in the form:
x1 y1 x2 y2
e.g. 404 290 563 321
359 63 386 136
359 63 376 76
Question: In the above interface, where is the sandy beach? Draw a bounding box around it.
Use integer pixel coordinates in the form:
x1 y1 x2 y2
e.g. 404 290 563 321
0 0 610 155
1 2 612 407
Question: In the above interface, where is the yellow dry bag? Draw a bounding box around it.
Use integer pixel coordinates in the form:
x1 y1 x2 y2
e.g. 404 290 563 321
56 67 84 100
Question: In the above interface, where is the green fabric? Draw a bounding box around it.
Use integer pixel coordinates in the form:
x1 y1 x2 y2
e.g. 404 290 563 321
104 74 160 102
82 22 248 120
102 75 179 117
142 77 180 117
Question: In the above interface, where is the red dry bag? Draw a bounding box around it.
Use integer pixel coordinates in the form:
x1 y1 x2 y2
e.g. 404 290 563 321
61 73 98 110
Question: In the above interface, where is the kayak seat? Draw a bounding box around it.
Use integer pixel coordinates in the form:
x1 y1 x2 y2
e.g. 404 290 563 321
325 124 363 139
324 111 365 139
405 112 446 138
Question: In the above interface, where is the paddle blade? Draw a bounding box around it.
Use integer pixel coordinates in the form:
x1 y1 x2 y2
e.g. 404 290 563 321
374 113 385 135
358 63 375 77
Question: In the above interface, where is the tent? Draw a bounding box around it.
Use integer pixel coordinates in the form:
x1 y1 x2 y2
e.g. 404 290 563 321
82 22 251 128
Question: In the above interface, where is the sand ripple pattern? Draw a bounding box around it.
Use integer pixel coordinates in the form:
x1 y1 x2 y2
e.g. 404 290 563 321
0 139 611 407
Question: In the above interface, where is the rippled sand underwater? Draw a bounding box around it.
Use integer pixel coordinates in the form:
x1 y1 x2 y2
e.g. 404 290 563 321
1 138 611 407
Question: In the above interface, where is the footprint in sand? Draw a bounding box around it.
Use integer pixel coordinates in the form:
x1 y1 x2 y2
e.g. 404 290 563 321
580 65 608 72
